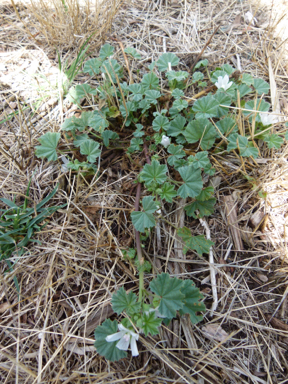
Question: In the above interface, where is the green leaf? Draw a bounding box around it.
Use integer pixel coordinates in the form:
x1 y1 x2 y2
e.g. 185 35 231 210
35 132 60 161
102 130 119 147
184 118 216 150
80 140 101 163
141 311 162 336
83 58 102 76
157 182 177 203
237 136 259 158
140 160 168 187
124 47 142 59
285 129 288 140
62 112 93 132
196 186 214 201
128 137 143 153
172 89 184 99
100 59 123 82
194 59 208 69
179 280 206 324
227 134 258 158
177 227 214 256
99 44 115 60
61 116 80 132
166 70 188 82
173 99 188 112
73 134 89 147
221 64 235 75
156 53 179 72
68 84 97 104
241 73 254 86
167 144 186 166
214 91 231 117
244 99 270 122
94 319 127 362
263 134 283 149
188 151 210 169
192 71 204 83
177 165 203 198
135 259 152 273
131 196 158 232
185 198 216 218
216 117 237 137
120 101 137 117
111 287 141 316
66 159 95 171
145 90 161 103
236 84 252 99
141 72 159 90
122 248 136 260
133 124 145 137
107 106 121 118
149 273 184 318
138 99 151 113
253 78 270 94
152 115 170 132
128 83 143 94
166 115 187 137
88 111 109 133
192 95 219 119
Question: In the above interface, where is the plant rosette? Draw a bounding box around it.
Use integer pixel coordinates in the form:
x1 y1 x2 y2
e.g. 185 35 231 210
34 45 288 361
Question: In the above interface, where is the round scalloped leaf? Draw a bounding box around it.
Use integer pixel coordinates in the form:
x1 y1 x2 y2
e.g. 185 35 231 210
141 72 159 90
124 47 141 59
253 78 270 95
156 53 180 72
83 58 102 76
177 165 203 198
152 115 170 132
80 140 101 163
243 99 270 123
99 44 114 60
192 95 219 119
184 118 216 150
149 273 184 318
140 160 168 187
35 132 61 161
94 319 127 362
179 280 206 324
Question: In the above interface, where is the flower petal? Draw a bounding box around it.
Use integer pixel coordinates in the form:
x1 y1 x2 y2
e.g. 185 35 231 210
130 336 139 356
116 334 130 351
118 324 130 333
105 331 123 342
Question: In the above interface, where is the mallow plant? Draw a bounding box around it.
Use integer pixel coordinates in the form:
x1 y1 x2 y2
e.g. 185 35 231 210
35 44 288 361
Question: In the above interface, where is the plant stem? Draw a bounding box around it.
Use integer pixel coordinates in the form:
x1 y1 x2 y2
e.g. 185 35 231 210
134 182 144 302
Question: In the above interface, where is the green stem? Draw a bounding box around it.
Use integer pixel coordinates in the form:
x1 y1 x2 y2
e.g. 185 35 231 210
134 182 144 302
138 270 144 302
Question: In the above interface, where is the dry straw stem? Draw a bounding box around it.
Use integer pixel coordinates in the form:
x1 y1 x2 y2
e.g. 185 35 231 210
1 0 288 383
13 0 126 50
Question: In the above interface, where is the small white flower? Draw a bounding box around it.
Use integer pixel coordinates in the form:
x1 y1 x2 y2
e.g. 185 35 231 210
215 75 233 91
260 113 278 126
60 155 69 173
160 135 170 148
156 209 161 215
106 324 139 356
244 11 257 26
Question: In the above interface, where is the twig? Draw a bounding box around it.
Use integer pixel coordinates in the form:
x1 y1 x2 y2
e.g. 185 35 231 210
199 218 218 315
188 26 220 73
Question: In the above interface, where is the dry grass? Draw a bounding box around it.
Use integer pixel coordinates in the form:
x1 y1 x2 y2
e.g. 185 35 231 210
0 0 288 383
11 0 126 51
